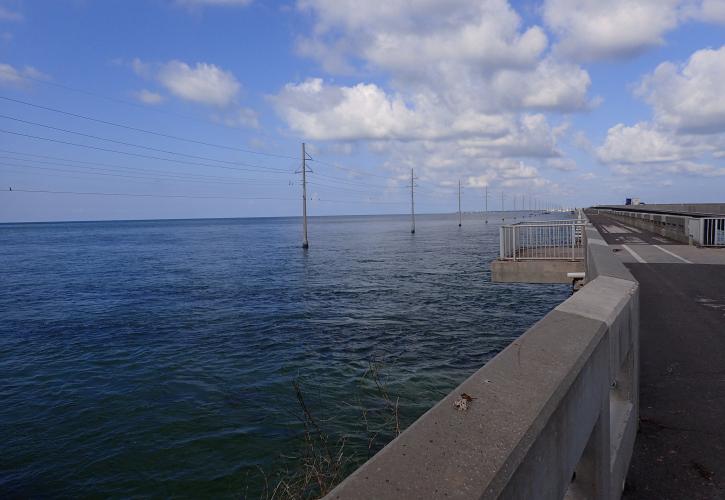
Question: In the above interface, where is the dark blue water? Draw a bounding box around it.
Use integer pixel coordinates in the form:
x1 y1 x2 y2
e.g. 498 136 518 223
0 213 569 497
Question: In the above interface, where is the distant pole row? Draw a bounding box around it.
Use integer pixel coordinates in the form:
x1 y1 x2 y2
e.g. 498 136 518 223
297 143 567 247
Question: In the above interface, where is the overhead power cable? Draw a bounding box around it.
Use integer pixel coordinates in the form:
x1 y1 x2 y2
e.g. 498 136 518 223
309 157 396 181
0 129 293 175
0 150 282 184
2 188 297 201
14 74 293 147
0 95 298 160
3 187 408 205
0 162 286 187
0 114 290 172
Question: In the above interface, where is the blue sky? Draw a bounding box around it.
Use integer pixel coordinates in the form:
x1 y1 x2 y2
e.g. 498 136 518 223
0 0 724 222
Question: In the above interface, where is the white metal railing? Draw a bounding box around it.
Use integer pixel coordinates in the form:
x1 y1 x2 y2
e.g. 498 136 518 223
698 217 725 246
500 221 586 260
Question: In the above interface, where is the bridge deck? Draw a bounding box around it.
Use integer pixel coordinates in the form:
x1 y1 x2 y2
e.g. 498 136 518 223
587 212 725 498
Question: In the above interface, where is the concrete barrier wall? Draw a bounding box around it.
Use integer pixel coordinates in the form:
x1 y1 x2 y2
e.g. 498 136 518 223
593 209 690 244
596 203 725 216
326 222 639 500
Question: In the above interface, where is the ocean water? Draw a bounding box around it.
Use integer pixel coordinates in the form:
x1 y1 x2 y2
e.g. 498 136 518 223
0 212 570 497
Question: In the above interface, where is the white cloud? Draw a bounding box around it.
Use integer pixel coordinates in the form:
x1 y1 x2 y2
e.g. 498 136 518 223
293 0 593 115
492 59 591 111
273 78 423 141
595 44 725 180
543 1 725 62
157 60 240 107
636 45 725 133
0 63 47 86
698 0 725 22
598 123 688 164
272 77 566 161
683 0 725 24
543 0 681 61
134 89 165 105
597 122 725 176
271 0 594 193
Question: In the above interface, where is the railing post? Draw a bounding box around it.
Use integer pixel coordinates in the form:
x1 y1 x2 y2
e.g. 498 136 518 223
512 226 517 261
500 226 505 259
571 223 575 261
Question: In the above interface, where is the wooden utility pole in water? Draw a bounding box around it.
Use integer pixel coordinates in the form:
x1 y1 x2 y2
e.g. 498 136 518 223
484 185 488 223
301 142 309 249
458 179 462 227
410 168 416 234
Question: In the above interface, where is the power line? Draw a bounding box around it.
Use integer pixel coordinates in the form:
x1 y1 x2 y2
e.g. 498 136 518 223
0 129 294 175
0 152 415 203
14 73 293 147
3 187 409 205
0 95 298 160
0 161 287 187
0 149 284 183
0 114 291 172
308 157 396 180
2 188 297 201
0 152 288 182
0 113 445 194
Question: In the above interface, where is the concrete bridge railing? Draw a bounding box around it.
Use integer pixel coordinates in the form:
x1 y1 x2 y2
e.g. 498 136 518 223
326 219 639 500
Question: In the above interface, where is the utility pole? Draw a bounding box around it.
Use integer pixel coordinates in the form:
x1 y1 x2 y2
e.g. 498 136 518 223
484 185 488 223
301 142 309 249
410 168 416 234
458 179 462 227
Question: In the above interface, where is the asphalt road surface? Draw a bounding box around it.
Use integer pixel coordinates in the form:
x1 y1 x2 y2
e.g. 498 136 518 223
588 213 725 499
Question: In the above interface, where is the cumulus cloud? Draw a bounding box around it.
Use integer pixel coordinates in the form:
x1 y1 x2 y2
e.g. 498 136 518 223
636 45 725 134
270 0 594 192
596 44 725 179
543 0 681 61
273 78 425 141
272 77 566 163
292 0 592 115
683 0 725 24
298 0 547 73
598 123 688 164
157 60 240 107
543 0 725 62
597 122 725 176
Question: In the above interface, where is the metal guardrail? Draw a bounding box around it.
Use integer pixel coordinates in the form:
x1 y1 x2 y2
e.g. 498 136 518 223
693 217 725 246
500 221 586 260
599 208 725 247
